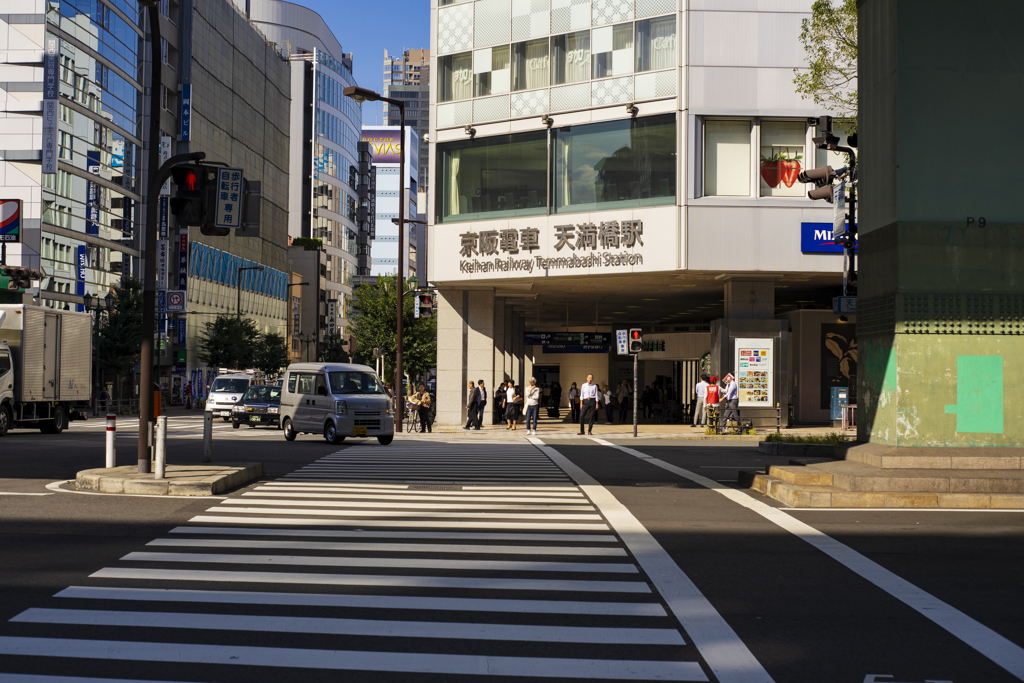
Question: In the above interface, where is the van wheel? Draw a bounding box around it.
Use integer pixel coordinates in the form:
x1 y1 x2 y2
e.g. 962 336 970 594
41 406 66 434
283 418 296 442
324 421 344 445
232 421 240 429
0 404 10 437
377 434 394 446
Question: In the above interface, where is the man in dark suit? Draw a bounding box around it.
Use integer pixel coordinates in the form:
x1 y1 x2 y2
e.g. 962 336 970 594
474 380 487 430
464 381 477 429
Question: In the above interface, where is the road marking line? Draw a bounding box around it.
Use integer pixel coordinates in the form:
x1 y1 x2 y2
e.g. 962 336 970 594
589 437 1024 682
56 585 666 615
0 636 706 680
222 498 595 511
14 608 683 645
169 526 619 542
261 482 581 491
187 515 609 530
780 508 1024 513
0 492 54 496
91 567 652 593
530 437 774 683
245 490 587 502
120 550 638 574
208 507 602 520
146 538 627 556
0 675 195 683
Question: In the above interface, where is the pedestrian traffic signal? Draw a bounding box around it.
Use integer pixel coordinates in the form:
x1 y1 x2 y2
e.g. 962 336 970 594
797 165 838 202
170 164 214 229
0 266 43 290
417 293 434 319
629 328 643 354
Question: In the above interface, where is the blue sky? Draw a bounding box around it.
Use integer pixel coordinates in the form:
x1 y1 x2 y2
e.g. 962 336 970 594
299 0 431 127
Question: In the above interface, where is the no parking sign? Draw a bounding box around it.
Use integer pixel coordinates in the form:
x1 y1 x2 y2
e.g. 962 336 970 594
166 291 185 312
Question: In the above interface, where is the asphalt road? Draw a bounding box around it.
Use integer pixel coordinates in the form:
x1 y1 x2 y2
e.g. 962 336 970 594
0 422 1021 682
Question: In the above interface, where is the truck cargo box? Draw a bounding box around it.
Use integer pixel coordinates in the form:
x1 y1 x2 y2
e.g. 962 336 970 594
0 304 92 403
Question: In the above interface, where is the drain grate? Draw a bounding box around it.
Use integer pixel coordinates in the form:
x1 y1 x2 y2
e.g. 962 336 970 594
408 485 463 491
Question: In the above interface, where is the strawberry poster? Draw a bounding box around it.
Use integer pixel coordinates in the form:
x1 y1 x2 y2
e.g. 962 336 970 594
735 338 774 407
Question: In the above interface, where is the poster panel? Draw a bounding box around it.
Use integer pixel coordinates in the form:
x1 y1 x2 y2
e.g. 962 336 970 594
735 338 773 407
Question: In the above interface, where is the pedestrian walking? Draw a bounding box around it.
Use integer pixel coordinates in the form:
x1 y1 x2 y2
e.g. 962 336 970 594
705 376 721 432
578 375 599 435
495 381 507 425
602 384 615 424
525 377 541 435
568 382 580 422
464 380 477 429
692 374 709 427
640 385 653 419
552 381 562 409
616 380 630 422
474 380 487 429
98 386 110 414
505 380 520 430
719 372 739 432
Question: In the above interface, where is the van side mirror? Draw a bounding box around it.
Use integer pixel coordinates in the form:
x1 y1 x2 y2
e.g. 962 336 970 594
317 386 328 396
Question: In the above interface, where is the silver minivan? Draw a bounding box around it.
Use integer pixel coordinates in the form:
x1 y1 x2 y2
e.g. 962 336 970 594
280 362 395 445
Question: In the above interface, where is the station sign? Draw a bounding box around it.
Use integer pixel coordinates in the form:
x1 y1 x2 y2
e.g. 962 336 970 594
525 332 612 346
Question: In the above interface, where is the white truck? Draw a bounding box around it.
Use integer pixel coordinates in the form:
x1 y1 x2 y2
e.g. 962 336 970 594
0 304 92 436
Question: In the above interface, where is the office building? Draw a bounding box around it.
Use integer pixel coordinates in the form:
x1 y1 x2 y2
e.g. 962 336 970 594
239 0 366 350
383 49 430 202
428 0 856 426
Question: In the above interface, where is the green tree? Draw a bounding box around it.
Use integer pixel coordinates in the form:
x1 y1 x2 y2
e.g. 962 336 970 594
254 332 289 378
95 278 143 401
198 315 260 370
350 275 436 385
320 331 350 363
793 0 858 129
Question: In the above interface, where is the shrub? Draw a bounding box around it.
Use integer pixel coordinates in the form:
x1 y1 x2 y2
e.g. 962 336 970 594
764 432 850 445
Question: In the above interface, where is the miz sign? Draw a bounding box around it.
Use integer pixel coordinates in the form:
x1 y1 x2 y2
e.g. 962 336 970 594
459 220 645 274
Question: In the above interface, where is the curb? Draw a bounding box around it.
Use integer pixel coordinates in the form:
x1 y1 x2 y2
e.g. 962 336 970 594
76 463 263 496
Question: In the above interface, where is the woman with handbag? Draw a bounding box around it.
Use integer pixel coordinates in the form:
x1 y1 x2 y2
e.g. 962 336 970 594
505 380 520 430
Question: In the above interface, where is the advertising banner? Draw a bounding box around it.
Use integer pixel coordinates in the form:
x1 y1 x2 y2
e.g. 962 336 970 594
178 234 188 289
735 338 773 407
159 136 172 195
42 38 59 174
156 240 168 289
180 83 192 140
362 128 403 165
0 200 21 243
159 196 168 239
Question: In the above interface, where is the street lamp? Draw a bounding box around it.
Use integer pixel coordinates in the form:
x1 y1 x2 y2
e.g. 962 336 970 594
83 291 114 416
345 85 408 429
237 265 265 319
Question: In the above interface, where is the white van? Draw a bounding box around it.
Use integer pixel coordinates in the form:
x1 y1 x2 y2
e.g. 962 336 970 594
205 373 252 420
280 362 394 445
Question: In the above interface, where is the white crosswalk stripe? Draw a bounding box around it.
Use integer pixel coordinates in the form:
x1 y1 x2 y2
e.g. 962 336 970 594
0 441 714 681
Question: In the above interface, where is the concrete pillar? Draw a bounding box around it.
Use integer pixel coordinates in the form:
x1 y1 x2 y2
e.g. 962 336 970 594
492 297 506 392
436 288 496 426
858 0 1024 448
723 280 775 320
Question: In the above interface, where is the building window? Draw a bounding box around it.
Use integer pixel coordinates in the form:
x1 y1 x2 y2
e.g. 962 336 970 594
593 23 633 79
438 52 472 102
704 120 751 197
759 120 806 197
437 130 547 222
511 39 549 91
552 31 591 85
474 46 511 97
636 16 675 72
554 114 676 213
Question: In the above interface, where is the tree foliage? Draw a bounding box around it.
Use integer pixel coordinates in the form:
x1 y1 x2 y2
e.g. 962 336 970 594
198 315 260 370
350 275 436 384
793 0 858 129
255 332 289 378
95 278 143 399
320 331 350 363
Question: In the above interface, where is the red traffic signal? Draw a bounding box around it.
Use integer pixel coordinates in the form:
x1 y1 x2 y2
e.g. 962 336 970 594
628 328 643 353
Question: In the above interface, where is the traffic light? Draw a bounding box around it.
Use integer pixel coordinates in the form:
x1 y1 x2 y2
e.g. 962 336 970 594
170 164 212 228
0 266 43 290
628 328 643 354
415 293 433 319
797 165 838 202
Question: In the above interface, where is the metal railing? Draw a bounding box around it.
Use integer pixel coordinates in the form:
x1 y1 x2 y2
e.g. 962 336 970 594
841 404 857 431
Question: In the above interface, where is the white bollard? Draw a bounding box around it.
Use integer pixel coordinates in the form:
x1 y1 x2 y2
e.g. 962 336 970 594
155 415 167 479
105 413 117 468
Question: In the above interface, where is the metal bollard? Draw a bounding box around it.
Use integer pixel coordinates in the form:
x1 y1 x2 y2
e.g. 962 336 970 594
154 415 167 479
105 413 117 468
203 411 213 463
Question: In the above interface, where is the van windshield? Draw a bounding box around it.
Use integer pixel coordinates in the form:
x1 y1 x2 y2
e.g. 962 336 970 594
328 371 386 395
211 378 249 394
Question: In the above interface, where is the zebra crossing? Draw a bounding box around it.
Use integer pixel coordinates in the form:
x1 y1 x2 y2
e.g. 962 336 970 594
0 441 717 681
70 414 277 439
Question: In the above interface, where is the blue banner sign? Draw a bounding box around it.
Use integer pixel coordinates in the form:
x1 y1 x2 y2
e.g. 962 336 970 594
801 222 857 254
180 84 192 140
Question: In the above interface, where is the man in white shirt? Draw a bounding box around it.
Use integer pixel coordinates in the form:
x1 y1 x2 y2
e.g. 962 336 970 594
692 374 709 427
578 374 599 435
719 372 739 431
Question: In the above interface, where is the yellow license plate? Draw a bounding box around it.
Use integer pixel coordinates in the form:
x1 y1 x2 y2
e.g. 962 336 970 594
353 426 367 436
